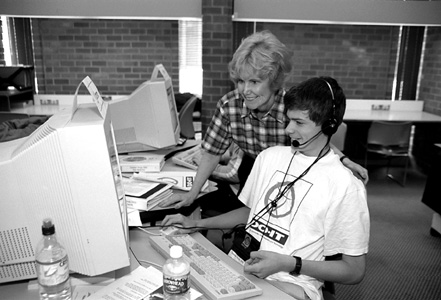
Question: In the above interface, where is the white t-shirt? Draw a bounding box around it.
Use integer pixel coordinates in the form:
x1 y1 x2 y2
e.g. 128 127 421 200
238 146 370 300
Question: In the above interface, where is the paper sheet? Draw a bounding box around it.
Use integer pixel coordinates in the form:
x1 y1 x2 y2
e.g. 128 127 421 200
83 266 162 299
73 266 202 300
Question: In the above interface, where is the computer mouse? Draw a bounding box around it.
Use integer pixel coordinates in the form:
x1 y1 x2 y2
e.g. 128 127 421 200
161 226 180 236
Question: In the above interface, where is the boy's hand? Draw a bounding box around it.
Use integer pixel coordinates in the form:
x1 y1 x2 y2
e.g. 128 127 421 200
244 250 286 278
161 213 198 234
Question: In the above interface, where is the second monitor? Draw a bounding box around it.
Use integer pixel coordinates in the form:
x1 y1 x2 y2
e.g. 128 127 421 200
109 65 180 154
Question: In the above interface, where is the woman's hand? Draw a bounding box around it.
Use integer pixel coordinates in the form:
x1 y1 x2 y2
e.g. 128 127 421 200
342 158 369 184
159 191 197 209
161 213 199 234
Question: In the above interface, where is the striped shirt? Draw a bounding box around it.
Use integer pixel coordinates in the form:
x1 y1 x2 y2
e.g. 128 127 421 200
202 89 290 159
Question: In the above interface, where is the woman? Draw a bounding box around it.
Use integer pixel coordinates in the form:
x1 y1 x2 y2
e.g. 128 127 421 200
161 30 368 212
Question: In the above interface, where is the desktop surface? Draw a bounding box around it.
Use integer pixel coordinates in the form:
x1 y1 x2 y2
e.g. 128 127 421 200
344 109 441 122
130 228 296 300
0 229 296 300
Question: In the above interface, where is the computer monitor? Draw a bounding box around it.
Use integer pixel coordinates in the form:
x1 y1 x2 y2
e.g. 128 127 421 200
0 103 130 283
109 79 181 154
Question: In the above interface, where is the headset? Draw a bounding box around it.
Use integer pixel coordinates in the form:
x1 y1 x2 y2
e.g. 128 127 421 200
320 79 338 136
291 79 338 148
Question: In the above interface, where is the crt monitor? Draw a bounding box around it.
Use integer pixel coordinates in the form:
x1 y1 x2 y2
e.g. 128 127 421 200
109 79 181 154
0 103 130 283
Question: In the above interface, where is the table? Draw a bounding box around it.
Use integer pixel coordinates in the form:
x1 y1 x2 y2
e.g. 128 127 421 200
344 109 441 122
0 229 296 300
342 108 441 167
10 103 70 116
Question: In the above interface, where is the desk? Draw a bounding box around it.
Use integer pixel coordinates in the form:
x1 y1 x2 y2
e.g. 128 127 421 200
131 229 296 300
344 109 441 122
342 106 441 168
10 104 71 116
10 94 127 116
0 229 295 300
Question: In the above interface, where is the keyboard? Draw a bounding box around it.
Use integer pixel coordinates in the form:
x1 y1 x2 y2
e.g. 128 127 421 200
149 234 263 300
171 145 201 170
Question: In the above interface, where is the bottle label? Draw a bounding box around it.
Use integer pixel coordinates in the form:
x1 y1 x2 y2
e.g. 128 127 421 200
36 256 69 287
163 272 190 295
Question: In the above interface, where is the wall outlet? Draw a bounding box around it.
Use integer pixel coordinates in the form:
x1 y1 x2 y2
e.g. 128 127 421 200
371 104 390 111
40 99 59 106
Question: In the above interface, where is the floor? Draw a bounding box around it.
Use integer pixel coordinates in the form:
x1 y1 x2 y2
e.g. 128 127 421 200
335 159 441 300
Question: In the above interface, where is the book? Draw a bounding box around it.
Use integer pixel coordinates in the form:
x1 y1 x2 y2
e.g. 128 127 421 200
126 189 173 211
133 163 208 191
119 153 165 172
123 178 173 211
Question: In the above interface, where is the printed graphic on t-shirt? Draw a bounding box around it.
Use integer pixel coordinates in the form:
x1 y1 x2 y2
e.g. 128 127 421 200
249 169 312 248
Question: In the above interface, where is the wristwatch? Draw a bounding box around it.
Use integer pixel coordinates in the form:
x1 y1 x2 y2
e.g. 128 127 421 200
289 256 302 276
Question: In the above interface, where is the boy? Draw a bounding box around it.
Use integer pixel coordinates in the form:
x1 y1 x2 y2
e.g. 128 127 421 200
162 77 370 300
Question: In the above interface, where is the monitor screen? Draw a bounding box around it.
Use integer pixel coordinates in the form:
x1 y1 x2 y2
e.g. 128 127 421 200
0 103 130 283
109 78 180 154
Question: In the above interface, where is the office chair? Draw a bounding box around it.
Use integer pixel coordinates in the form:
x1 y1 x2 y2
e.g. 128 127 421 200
331 122 347 151
178 95 198 139
364 121 412 186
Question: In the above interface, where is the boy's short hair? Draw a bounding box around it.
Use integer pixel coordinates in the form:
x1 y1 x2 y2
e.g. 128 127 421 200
229 30 293 91
284 76 346 132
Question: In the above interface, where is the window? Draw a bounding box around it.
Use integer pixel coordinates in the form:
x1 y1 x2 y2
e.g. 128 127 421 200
1 16 12 65
179 20 202 97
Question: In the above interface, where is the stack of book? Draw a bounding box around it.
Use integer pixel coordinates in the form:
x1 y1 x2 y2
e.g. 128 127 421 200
122 178 173 211
119 153 165 173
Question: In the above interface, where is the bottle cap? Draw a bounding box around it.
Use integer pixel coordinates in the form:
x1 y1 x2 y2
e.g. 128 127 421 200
42 218 55 236
170 245 183 258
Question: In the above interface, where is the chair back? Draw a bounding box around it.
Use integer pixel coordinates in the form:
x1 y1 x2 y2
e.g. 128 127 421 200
178 95 198 139
331 122 347 151
367 121 412 147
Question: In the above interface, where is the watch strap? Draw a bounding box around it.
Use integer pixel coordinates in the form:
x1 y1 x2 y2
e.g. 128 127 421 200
289 255 302 276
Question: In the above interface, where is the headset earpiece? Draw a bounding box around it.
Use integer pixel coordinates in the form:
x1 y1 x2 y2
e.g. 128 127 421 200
321 118 338 136
321 79 338 136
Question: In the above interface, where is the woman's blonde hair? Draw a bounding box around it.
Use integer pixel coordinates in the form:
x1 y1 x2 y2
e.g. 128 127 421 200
229 30 293 91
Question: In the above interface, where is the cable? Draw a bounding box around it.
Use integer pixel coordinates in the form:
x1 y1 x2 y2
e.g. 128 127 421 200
246 138 331 231
137 223 244 237
137 227 162 236
246 151 296 230
137 260 163 271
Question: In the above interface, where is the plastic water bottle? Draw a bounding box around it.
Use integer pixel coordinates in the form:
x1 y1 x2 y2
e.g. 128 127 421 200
35 218 72 300
163 245 190 300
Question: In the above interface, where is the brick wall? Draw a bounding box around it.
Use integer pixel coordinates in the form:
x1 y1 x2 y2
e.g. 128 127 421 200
32 19 179 95
201 0 233 130
198 17 400 129
257 23 399 100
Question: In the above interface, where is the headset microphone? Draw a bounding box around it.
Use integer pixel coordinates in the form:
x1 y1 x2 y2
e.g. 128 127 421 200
291 130 323 148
